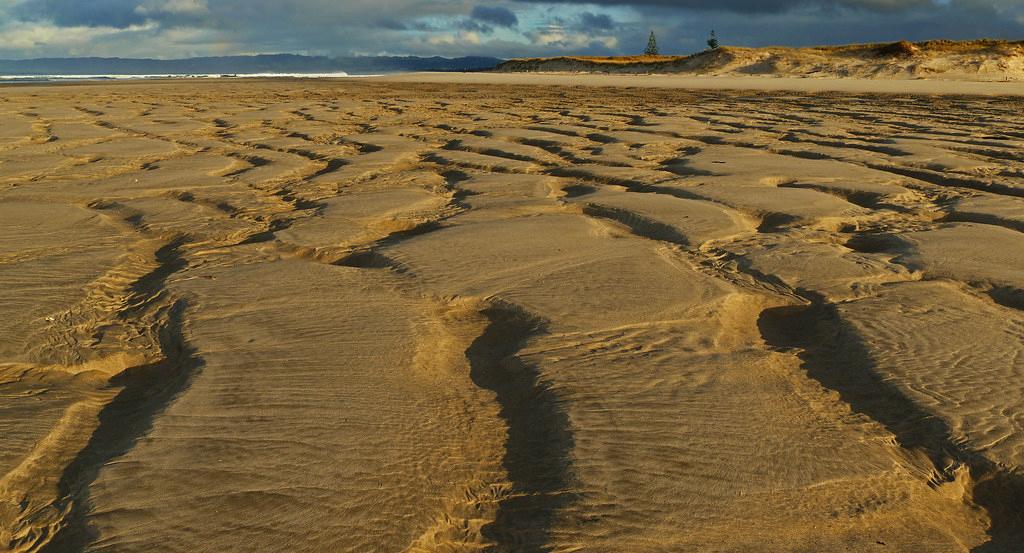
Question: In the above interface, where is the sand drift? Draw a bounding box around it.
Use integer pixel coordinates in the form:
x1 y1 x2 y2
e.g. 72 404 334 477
1 79 1023 552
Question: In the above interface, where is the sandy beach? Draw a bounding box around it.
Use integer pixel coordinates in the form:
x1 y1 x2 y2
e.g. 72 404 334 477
1 76 1023 552
377 71 1024 96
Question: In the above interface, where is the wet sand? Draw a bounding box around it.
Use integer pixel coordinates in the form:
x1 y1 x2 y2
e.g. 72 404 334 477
1 78 1023 552
376 72 1024 96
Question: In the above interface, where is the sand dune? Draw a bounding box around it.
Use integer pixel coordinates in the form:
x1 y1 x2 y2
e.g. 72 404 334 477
497 40 1024 81
1 78 1023 552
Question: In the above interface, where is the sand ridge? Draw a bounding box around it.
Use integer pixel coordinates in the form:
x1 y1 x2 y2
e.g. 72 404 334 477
0 79 1022 551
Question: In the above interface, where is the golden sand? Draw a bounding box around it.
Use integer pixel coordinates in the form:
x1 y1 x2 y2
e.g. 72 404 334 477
496 40 1024 81
1 78 1023 552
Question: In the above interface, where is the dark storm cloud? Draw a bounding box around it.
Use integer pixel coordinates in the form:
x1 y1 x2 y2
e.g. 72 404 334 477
1 0 1022 60
14 0 147 28
376 18 409 31
511 0 935 14
578 12 615 31
471 5 519 27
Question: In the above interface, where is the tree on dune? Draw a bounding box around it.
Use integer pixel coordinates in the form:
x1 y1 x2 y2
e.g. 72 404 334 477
645 31 659 56
707 30 720 50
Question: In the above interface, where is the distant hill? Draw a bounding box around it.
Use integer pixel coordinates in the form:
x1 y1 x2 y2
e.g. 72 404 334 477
0 54 504 76
496 40 1024 81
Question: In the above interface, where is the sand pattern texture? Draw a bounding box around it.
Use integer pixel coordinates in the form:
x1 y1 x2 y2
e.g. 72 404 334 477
1 80 1023 552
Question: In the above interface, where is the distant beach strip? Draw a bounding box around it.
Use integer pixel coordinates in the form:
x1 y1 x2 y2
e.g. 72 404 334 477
0 72 387 83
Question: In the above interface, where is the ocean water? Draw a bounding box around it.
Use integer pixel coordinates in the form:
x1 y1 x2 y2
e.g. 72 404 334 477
0 72 380 83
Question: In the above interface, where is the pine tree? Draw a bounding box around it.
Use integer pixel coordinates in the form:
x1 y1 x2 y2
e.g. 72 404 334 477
645 31 659 56
707 30 720 50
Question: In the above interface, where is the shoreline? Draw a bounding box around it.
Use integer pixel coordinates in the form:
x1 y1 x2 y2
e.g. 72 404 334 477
5 71 1021 96
371 71 1024 96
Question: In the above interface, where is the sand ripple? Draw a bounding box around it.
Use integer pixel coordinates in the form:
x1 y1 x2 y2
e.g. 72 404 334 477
1 79 1022 552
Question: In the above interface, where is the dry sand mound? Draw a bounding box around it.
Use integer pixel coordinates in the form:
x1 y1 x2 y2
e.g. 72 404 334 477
1 79 1023 552
497 39 1024 81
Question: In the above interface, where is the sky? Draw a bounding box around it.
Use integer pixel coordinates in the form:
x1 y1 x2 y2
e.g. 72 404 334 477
0 0 1021 59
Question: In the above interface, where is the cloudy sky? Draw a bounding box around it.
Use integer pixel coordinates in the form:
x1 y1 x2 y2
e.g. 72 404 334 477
0 0 1021 59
